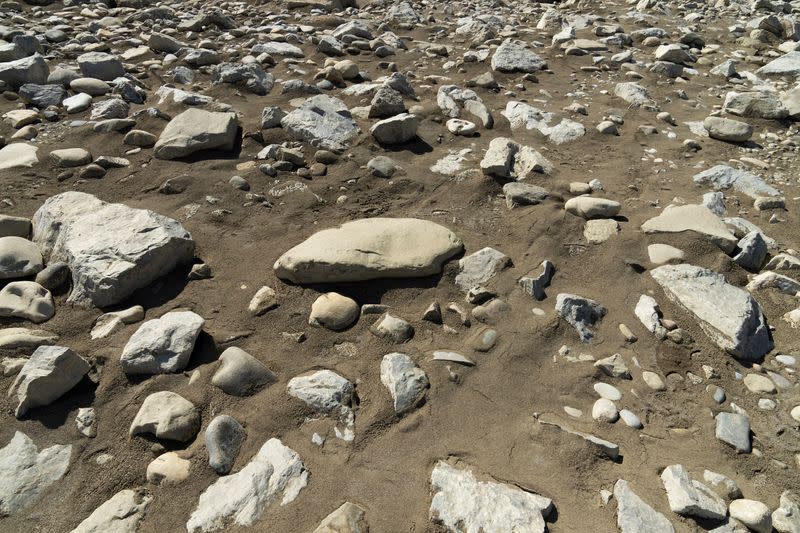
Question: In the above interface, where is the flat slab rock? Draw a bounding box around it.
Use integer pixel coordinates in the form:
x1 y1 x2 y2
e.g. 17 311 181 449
650 264 772 362
186 438 308 533
0 431 71 516
641 204 738 253
430 461 553 533
614 479 674 533
274 218 463 284
32 192 195 308
70 489 152 533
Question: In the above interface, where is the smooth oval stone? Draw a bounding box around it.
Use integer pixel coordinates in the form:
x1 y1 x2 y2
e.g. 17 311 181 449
205 415 245 475
619 409 643 429
594 382 622 401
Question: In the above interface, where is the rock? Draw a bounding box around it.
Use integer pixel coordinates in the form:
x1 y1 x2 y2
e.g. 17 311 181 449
0 215 31 238
0 281 54 323
251 41 305 57
655 44 695 63
70 489 152 533
733 231 767 271
704 116 753 143
455 247 511 291
370 113 418 144
619 409 643 429
120 311 204 374
248 286 277 316
91 305 144 340
635 295 667 339
70 78 110 96
369 86 406 118
694 165 781 201
281 95 359 152
715 412 751 453
309 292 359 331
642 371 667 391
503 182 548 208
0 432 70 515
594 382 622 401
261 107 287 129
584 219 619 244
10 346 89 418
49 148 92 167
205 414 245 475
481 137 553 179
314 502 368 533
35 262 70 291
641 204 738 253
211 63 273 95
32 192 195 307
77 52 125 80
186 439 307 533
729 499 772 533
0 143 38 170
149 32 184 53
0 236 43 279
743 373 776 394
614 82 653 107
650 265 771 362
565 196 621 219
287 369 353 415
75 407 96 438
592 398 619 422
154 108 238 159
123 130 156 147
274 218 462 284
491 39 546 73
660 464 727 520
212 347 274 396
746 271 800 295
0 327 58 350
772 491 800 533
724 91 788 119
147 452 190 485
370 313 414 343
757 51 800 77
614 479 675 533
380 352 428 413
129 391 200 442
704 470 742 501
647 244 685 265
555 293 607 342
0 54 48 89
594 353 631 379
430 461 553 532
90 98 129 120
597 120 618 135
518 260 555 301
19 83 65 108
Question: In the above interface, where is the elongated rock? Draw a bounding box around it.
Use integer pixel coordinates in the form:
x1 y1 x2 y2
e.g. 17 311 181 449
10 345 90 418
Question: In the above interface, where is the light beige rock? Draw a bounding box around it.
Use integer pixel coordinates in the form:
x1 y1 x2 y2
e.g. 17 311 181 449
641 204 738 253
49 148 92 167
647 243 685 264
0 281 54 323
314 502 368 533
584 219 619 244
309 292 359 330
91 305 145 339
565 196 621 219
154 108 238 160
0 327 58 350
248 286 277 316
743 373 776 394
0 236 43 279
0 143 38 170
146 452 190 485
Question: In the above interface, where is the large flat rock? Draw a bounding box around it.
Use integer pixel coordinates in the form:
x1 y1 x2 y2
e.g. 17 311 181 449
274 218 463 284
650 264 772 361
32 192 194 308
641 204 738 253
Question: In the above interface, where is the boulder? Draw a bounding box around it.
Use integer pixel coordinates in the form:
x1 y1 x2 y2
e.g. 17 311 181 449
129 391 200 442
19 84 65 108
0 236 43 279
154 108 239 159
70 489 152 533
10 346 90 418
650 264 772 361
32 192 195 307
274 218 463 284
0 54 48 89
0 432 71 515
380 352 428 413
120 311 204 375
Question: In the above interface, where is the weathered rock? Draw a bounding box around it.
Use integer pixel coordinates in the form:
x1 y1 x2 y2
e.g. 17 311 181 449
154 108 239 159
248 286 277 316
491 40 546 72
70 489 152 533
694 165 781 201
757 51 800 77
314 502 368 533
772 491 800 533
0 143 38 170
212 347 275 396
704 116 753 143
641 204 738 253
77 52 125 80
309 292 359 331
370 313 414 343
10 345 90 418
50 148 92 168
0 432 71 515
281 95 359 152
614 82 653 107
565 196 621 219
455 247 511 291
555 293 607 342
0 236 43 279
91 305 145 340
211 63 273 95
380 352 428 413
0 327 58 350
35 262 70 291
0 216 31 240
370 113 418 144
635 295 667 339
650 265 771 361
287 369 353 415
614 479 674 533
503 182 549 208
0 54 48 89
724 91 788 119
594 353 630 379
129 391 200 442
32 192 194 307
715 412 751 453
729 499 772 533
205 414 245 475
147 452 190 485
430 461 553 532
660 464 727 520
274 218 462 284
120 311 204 375
187 439 307 533
518 260 555 301
0 281 54 323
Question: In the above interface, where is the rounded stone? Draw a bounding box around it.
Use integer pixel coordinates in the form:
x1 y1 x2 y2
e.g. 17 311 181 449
592 398 619 422
564 196 621 219
790 405 800 422
743 373 776 394
309 292 359 331
211 347 274 397
0 236 43 279
146 452 190 485
34 261 70 291
205 414 245 475
593 382 622 401
729 499 772 533
642 371 667 391
619 409 643 429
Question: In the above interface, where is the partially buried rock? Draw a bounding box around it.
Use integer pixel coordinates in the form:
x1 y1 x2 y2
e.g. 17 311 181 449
704 116 753 143
380 352 428 414
565 196 621 219
212 347 275 396
594 353 631 379
281 94 359 152
555 293 607 342
491 39 546 73
32 191 195 307
287 369 353 415
147 452 190 485
129 391 200 442
314 502 369 533
455 247 511 291
120 311 204 375
205 414 245 475
0 236 43 279
0 327 58 350
641 204 737 253
729 499 772 533
715 412 751 453
660 464 727 520
0 281 54 323
10 345 90 418
34 261 70 291
309 292 359 331
154 108 239 160
91 305 144 339
503 182 548 208
370 313 414 343
248 286 277 316
274 218 463 284
70 489 152 533
614 479 674 533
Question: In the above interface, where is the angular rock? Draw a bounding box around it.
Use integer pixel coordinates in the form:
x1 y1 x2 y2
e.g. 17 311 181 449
129 391 200 442
77 52 125 81
0 143 38 170
614 479 674 533
120 311 204 375
287 369 353 415
154 108 239 160
503 182 548 208
314 502 368 533
660 464 727 520
455 247 511 291
0 432 70 515
555 293 607 342
729 499 772 533
641 204 738 253
491 40 546 73
147 452 190 485
70 489 152 533
380 352 428 413
694 165 781 201
281 95 359 152
91 305 145 340
704 116 752 143
715 412 751 453
518 260 555 301
0 54 48 89
757 51 800 77
772 491 800 533
10 345 90 418
211 63 273 95
370 113 418 144
212 347 275 396
370 313 414 343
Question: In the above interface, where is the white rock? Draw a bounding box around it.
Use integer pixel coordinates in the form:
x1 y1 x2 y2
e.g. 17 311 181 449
641 204 738 253
594 382 622 401
153 108 239 160
10 345 90 418
287 369 353 415
729 499 772 533
129 391 200 442
0 236 43 279
614 479 674 533
147 452 190 485
248 286 277 316
90 305 144 339
635 294 668 339
0 281 54 323
0 143 37 170
455 247 511 291
592 398 619 422
380 352 428 413
313 502 368 533
70 489 152 533
0 327 58 350
120 311 204 374
660 464 727 520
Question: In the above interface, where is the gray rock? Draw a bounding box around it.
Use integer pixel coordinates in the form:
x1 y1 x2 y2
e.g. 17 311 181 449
635 294 667 339
369 85 406 118
455 247 511 291
367 155 398 178
77 52 125 81
19 84 65 108
370 113 418 144
503 182 548 208
33 192 194 307
594 353 630 379
614 479 675 533
149 32 184 53
694 165 781 201
704 116 753 143
205 415 245 475
50 148 92 167
660 464 727 520
0 215 31 238
130 391 200 442
287 369 353 415
0 54 48 89
650 265 772 362
154 108 239 160
491 39 546 72
274 218 463 284
0 327 58 351
70 489 152 533
614 82 652 107
757 51 800 77
10 346 90 418
733 231 767 272
281 95 359 152
120 311 204 375
34 262 70 291
772 491 800 533
0 281 54 323
380 352 428 413
261 106 286 129
555 293 607 342
0 236 43 279
212 347 275 396
211 63 273 95
724 91 788 119
90 98 129 120
251 41 304 57
186 439 307 533
704 470 742 500
0 432 71 515
518 260 554 300
641 204 738 253
715 412 751 452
